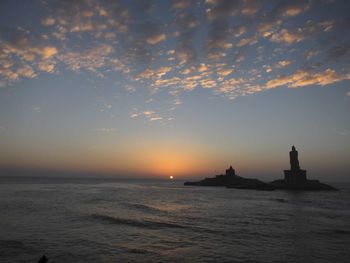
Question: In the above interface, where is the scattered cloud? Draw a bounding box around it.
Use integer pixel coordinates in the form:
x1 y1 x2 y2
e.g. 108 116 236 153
38 60 56 73
58 45 113 73
0 0 349 113
266 69 350 89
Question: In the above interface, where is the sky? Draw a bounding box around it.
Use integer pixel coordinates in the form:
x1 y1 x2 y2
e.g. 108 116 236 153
0 0 349 181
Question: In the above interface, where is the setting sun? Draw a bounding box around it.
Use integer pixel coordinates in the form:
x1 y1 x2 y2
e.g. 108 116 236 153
170 176 174 180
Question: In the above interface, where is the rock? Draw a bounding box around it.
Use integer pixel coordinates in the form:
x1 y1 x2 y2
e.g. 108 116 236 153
270 179 336 191
184 146 337 191
38 255 48 263
184 167 275 191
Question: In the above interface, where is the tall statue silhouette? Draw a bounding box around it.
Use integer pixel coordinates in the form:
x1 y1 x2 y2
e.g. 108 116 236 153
289 146 300 170
271 146 336 190
283 146 307 187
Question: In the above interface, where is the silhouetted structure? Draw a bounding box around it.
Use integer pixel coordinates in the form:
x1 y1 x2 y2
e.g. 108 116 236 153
38 255 48 263
185 147 336 191
271 146 336 190
284 146 307 187
225 166 236 176
184 166 274 191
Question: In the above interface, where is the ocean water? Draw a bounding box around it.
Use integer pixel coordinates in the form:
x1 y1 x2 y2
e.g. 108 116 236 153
0 177 349 263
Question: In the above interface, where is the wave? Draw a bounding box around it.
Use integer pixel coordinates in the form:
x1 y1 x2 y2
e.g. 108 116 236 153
0 240 25 249
332 229 350 235
123 203 167 215
90 214 242 237
85 198 114 203
274 198 288 203
91 214 187 230
312 228 350 237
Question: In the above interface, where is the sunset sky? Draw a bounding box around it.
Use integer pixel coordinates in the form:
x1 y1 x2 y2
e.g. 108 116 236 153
0 0 349 181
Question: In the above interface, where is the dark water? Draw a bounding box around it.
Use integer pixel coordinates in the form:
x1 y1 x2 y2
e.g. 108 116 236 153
0 177 349 263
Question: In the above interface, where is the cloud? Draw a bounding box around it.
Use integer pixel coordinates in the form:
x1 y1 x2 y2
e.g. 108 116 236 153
206 0 240 60
257 20 282 37
172 0 191 10
217 68 234 76
200 78 216 89
241 0 260 16
318 21 335 32
234 26 246 37
59 45 113 73
276 60 291 68
304 50 320 60
135 67 172 81
136 110 163 122
280 3 310 17
146 33 166 45
38 60 56 73
41 46 58 59
17 65 36 79
150 117 163 121
217 77 246 99
153 77 181 88
206 0 240 21
181 68 192 75
237 35 257 47
173 12 199 64
42 17 55 26
270 29 305 44
271 0 310 18
70 22 95 33
266 69 350 89
198 64 209 72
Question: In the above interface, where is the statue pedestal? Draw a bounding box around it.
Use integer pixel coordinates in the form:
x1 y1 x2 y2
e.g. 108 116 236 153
284 169 307 187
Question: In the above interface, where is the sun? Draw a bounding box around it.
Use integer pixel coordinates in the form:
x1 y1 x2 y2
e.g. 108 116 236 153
169 176 174 180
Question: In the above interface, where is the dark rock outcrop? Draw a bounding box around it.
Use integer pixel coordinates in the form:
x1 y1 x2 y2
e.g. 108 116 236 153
184 167 274 191
270 178 336 190
38 255 48 263
184 146 337 191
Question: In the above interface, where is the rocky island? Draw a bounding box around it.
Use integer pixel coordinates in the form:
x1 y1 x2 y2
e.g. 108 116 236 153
270 146 336 190
184 146 336 191
184 166 274 191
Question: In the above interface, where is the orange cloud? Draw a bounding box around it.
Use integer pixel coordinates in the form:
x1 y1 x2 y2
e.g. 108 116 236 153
146 33 166 45
270 29 305 44
266 69 350 89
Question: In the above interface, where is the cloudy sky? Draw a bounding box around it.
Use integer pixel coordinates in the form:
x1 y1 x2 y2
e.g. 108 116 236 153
0 0 349 180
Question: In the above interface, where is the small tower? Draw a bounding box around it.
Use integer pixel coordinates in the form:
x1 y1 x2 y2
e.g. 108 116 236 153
225 166 236 176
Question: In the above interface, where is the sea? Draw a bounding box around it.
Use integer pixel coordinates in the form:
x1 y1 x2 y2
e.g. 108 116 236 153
0 177 349 263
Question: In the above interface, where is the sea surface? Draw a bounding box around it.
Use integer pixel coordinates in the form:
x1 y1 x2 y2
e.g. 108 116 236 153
0 177 349 263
